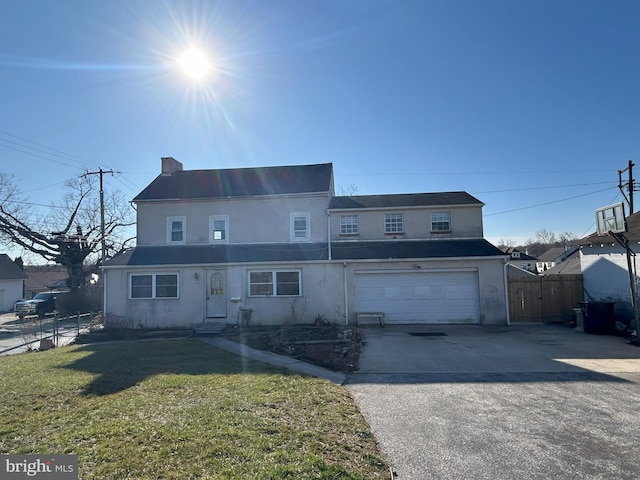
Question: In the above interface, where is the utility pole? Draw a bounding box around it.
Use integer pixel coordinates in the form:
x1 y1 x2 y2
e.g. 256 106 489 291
618 160 636 214
82 168 116 262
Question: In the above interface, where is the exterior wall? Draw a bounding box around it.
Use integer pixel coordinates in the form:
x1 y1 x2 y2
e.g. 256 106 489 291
0 279 23 312
103 257 507 328
580 245 638 320
330 205 483 241
137 194 330 246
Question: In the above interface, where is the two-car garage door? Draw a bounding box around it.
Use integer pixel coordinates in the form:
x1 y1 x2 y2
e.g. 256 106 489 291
355 271 480 324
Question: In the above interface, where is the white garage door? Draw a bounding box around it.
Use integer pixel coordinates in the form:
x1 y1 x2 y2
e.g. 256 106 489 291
356 271 480 324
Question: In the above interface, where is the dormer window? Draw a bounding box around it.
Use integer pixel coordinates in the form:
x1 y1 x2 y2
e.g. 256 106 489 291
512 252 521 259
384 213 404 234
431 212 451 232
210 215 229 243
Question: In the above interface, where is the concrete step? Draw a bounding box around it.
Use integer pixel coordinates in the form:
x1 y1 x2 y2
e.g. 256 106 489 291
194 324 227 335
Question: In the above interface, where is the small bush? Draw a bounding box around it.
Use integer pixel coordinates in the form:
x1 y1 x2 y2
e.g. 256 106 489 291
55 286 102 316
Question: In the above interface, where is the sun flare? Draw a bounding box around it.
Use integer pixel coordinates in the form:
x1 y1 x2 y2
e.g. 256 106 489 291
178 47 212 80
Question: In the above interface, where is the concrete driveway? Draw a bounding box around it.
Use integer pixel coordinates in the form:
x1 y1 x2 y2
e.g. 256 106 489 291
346 324 640 480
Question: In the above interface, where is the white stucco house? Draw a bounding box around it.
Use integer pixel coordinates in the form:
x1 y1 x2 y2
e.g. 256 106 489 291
101 158 509 328
576 211 640 322
0 254 27 312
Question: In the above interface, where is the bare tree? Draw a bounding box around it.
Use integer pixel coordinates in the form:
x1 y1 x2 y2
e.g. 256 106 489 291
335 184 359 196
0 173 135 289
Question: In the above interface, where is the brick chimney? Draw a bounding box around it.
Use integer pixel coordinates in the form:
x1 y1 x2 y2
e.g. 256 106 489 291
161 157 183 175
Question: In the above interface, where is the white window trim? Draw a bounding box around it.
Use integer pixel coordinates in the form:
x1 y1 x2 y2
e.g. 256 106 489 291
209 215 229 243
384 213 404 234
167 216 186 244
431 211 451 232
129 272 180 299
248 270 302 297
340 215 359 235
290 212 310 242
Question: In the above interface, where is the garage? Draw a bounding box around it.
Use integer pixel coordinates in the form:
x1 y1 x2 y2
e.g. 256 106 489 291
355 270 480 324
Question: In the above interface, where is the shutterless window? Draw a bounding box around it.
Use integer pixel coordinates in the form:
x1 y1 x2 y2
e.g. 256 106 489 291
249 271 301 297
130 273 179 299
340 215 358 235
290 213 310 241
210 215 229 243
431 212 451 232
167 217 186 244
384 213 404 233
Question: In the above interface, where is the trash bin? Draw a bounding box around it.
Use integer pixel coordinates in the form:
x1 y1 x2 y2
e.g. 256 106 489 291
580 302 616 335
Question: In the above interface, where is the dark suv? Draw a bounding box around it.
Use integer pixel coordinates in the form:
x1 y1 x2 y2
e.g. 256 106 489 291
14 292 57 319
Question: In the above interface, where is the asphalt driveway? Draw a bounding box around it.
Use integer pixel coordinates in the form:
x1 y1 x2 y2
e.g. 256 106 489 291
346 323 640 480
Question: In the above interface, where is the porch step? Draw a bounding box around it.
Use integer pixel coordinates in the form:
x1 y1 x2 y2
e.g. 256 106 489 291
194 324 227 335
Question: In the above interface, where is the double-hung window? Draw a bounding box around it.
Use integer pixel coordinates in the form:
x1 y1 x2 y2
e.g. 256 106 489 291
249 270 301 297
209 215 229 243
431 212 451 232
167 216 186 244
130 273 179 299
340 215 358 235
384 213 404 234
290 212 310 241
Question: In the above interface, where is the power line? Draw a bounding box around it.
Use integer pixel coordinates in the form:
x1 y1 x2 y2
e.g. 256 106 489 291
484 186 617 217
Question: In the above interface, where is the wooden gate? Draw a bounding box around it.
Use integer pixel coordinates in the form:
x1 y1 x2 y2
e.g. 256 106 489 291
508 275 583 323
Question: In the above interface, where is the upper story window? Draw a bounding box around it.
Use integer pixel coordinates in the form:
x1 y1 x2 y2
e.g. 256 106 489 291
340 215 359 235
209 215 229 243
384 213 404 234
290 212 310 242
431 211 451 232
167 216 186 244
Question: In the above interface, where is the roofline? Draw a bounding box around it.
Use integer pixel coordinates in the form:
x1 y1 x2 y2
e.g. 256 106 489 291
134 190 331 204
328 202 484 212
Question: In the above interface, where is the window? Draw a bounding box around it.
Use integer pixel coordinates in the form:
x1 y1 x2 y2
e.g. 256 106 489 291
431 212 451 232
130 273 179 299
209 215 229 243
340 215 359 235
290 212 310 241
384 213 404 233
249 271 301 297
167 216 186 244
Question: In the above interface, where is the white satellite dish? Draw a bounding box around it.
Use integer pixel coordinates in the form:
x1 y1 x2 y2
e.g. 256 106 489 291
595 202 626 234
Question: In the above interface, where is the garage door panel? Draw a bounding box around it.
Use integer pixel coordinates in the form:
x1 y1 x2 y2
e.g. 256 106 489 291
356 271 479 324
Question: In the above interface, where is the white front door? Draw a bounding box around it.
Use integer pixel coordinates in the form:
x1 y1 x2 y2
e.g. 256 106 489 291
206 270 227 318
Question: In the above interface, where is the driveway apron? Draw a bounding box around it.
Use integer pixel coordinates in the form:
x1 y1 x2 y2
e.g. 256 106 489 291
346 324 640 480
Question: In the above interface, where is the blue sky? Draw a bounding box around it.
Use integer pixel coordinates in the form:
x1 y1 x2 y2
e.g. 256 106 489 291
1 0 638 255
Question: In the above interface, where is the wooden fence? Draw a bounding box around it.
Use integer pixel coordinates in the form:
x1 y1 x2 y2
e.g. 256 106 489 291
508 275 583 323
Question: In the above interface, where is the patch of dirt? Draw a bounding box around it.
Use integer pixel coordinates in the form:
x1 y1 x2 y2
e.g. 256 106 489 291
219 324 363 373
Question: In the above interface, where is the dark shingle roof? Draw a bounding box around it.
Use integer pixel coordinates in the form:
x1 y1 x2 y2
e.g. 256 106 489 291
328 192 483 210
103 239 505 267
0 254 27 280
134 163 333 202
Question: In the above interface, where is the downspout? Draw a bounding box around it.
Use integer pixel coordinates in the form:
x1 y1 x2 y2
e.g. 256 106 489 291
343 262 349 325
326 209 332 260
503 259 511 326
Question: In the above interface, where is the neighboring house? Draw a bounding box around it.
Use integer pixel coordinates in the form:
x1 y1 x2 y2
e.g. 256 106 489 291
536 246 579 273
501 247 538 273
575 211 640 321
102 158 509 328
23 265 69 298
0 254 27 312
540 249 581 275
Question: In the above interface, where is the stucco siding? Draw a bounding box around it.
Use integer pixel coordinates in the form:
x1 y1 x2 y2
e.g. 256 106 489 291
0 279 23 312
137 195 330 246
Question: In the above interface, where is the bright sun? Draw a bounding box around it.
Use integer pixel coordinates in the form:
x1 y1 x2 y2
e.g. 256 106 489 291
178 47 212 80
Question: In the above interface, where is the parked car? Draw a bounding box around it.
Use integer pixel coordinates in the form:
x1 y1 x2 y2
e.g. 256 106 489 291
14 292 57 319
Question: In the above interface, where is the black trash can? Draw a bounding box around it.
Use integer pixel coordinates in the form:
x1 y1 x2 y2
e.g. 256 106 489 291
581 302 616 335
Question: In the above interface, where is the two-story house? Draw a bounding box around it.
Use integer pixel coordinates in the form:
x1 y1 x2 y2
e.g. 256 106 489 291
102 158 509 328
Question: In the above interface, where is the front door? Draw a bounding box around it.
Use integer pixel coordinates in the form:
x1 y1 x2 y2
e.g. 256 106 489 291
206 270 227 318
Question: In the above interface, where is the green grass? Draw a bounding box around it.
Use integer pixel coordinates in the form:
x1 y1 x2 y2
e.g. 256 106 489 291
0 340 388 479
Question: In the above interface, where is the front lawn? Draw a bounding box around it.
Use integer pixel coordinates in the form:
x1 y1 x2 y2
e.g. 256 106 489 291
0 340 388 479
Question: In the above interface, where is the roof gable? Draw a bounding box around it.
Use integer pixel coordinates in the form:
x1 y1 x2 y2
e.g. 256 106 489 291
134 163 333 202
0 254 27 280
328 191 483 210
